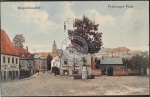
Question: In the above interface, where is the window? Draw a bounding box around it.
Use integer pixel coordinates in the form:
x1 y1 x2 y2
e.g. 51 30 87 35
22 54 25 58
8 57 10 63
28 54 31 58
64 59 68 64
12 58 14 63
55 63 57 67
16 58 18 64
3 56 5 63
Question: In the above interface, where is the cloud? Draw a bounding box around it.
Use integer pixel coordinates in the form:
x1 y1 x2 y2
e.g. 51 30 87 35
26 44 52 53
80 7 148 51
2 2 148 53
11 2 57 33
83 9 115 27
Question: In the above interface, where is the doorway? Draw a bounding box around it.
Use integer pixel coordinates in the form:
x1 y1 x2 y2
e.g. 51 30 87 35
107 67 114 76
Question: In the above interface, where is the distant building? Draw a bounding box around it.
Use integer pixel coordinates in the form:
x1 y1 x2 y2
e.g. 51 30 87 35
95 47 131 59
59 45 91 76
51 56 60 70
111 47 130 57
1 29 19 81
33 53 47 72
15 47 35 76
37 40 62 58
95 47 114 58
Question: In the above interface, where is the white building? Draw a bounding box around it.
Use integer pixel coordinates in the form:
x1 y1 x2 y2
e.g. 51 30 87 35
95 47 114 59
51 56 60 70
59 45 91 76
1 29 19 81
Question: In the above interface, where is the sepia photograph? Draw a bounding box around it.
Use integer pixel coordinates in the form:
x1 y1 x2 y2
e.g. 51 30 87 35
0 0 149 96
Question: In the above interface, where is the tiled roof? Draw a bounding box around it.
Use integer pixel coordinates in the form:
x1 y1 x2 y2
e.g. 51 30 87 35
38 52 59 58
100 57 123 64
112 47 130 53
15 47 30 54
1 29 19 56
15 47 32 58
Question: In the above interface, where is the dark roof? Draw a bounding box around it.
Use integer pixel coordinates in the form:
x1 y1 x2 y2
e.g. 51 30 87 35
1 29 19 56
100 57 123 64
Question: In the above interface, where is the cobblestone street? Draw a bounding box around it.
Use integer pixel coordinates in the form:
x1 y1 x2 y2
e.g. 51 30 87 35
1 71 149 96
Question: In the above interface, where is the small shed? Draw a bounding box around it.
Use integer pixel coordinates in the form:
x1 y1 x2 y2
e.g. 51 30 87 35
100 57 123 76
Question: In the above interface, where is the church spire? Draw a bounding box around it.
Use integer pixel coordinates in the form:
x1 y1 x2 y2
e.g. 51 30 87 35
54 40 55 45
52 40 57 53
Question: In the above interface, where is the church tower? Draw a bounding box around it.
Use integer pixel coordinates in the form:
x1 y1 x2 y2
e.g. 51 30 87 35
52 40 57 53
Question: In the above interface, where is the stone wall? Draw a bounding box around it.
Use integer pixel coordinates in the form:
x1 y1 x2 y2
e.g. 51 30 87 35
91 69 102 76
114 69 139 76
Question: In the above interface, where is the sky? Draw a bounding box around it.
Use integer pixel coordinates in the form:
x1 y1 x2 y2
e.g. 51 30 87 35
1 1 149 53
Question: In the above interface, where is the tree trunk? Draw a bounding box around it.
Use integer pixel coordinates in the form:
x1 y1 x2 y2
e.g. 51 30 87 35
91 54 95 70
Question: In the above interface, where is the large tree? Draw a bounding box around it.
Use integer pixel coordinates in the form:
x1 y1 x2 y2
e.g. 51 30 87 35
68 15 103 69
13 34 25 48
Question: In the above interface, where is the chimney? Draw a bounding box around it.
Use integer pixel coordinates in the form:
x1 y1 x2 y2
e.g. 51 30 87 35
26 46 28 51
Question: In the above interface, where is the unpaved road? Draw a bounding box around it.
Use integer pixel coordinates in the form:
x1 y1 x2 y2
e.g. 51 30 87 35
1 71 149 96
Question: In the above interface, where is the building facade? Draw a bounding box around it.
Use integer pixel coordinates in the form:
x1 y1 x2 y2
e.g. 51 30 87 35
59 48 92 76
15 47 35 76
1 29 20 81
34 54 47 72
51 56 60 70
100 57 123 76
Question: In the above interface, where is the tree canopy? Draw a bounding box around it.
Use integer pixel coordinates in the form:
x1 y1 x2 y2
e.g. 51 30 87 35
124 54 149 70
13 34 25 48
68 15 103 54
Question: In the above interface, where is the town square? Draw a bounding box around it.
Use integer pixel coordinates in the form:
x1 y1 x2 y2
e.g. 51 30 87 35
0 1 149 96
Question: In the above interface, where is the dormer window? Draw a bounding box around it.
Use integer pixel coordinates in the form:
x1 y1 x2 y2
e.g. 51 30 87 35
22 54 25 58
28 54 31 58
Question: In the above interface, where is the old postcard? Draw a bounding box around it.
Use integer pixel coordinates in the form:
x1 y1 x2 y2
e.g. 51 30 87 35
0 0 149 96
